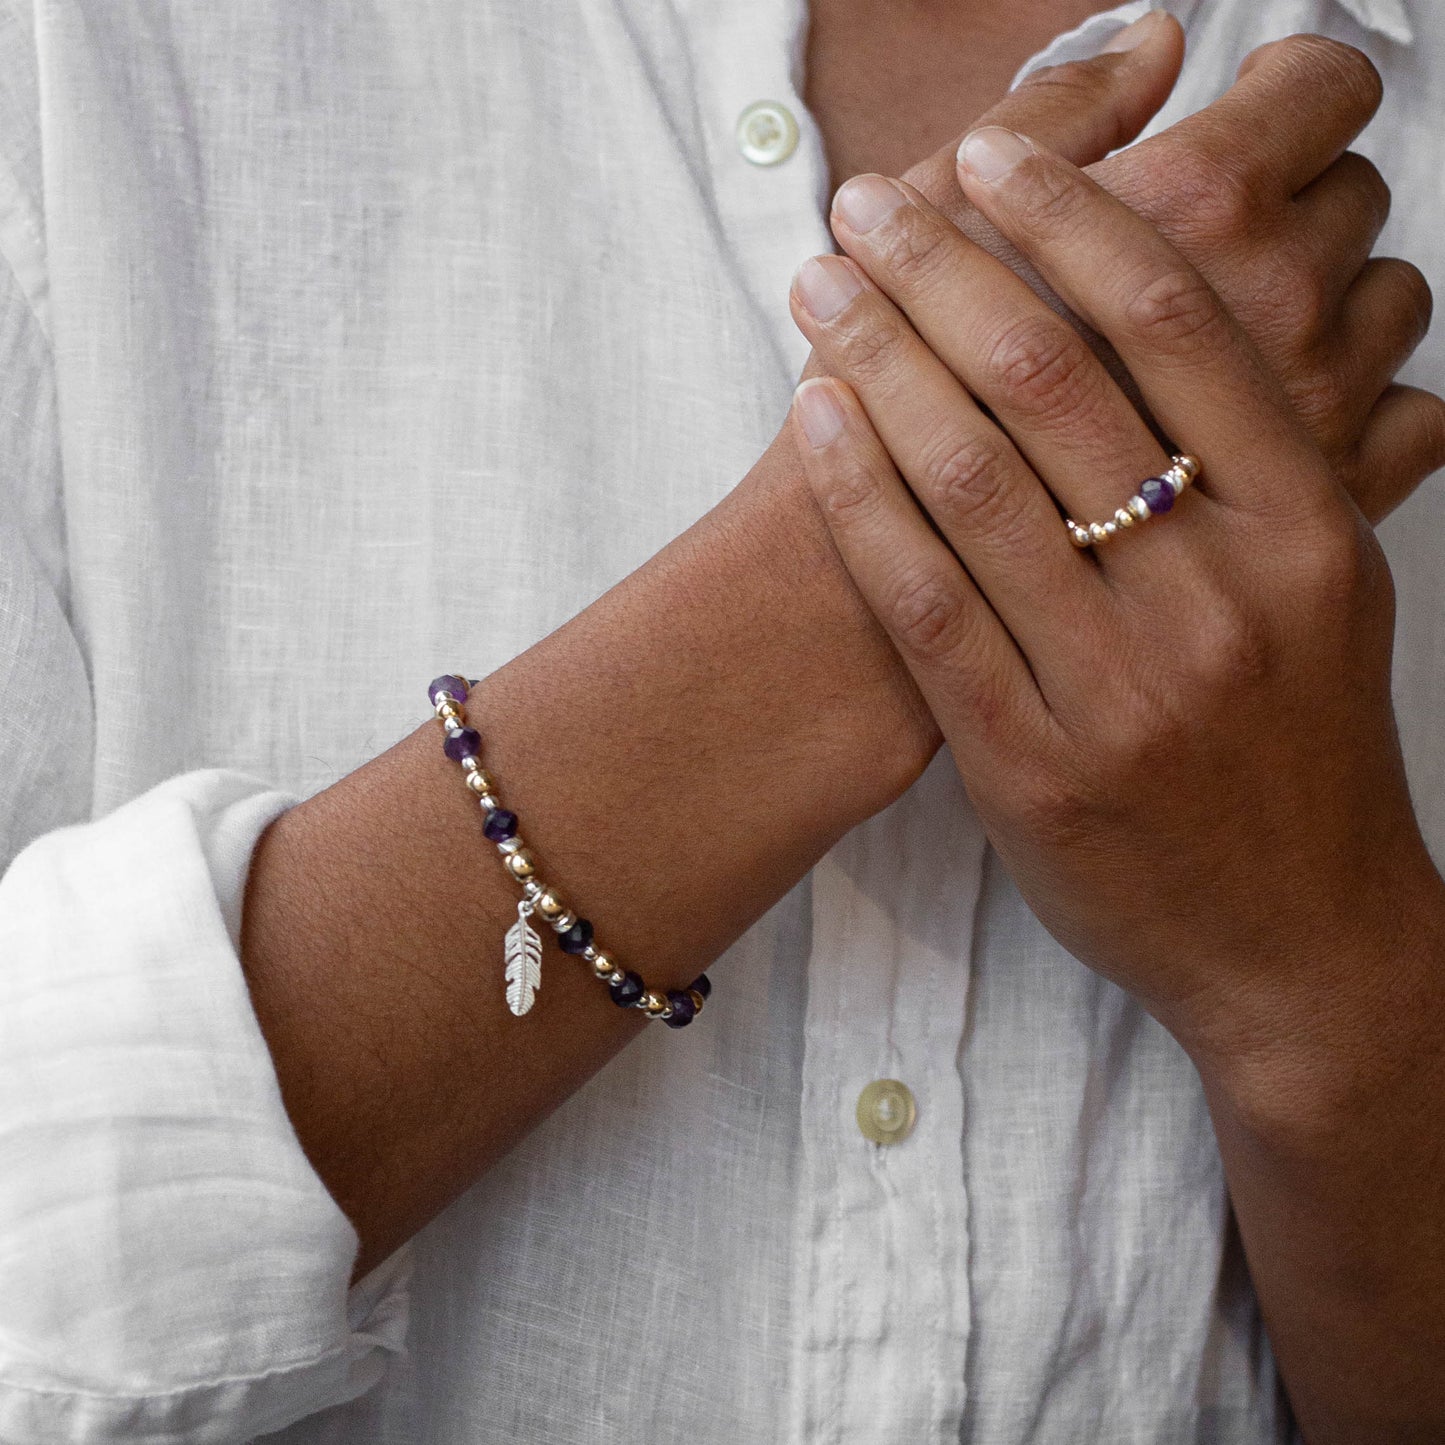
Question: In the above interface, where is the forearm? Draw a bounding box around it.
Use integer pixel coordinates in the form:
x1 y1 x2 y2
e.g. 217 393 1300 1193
239 428 938 1280
1189 872 1445 1443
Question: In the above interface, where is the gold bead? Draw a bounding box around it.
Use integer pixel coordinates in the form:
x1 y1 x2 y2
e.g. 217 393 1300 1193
465 769 496 795
1128 496 1151 521
591 951 618 979
1174 454 1200 482
686 988 706 1012
1113 507 1135 529
437 701 462 721
1102 520 1118 538
1066 521 1091 548
1089 522 1109 545
504 849 536 880
641 989 669 1016
535 888 567 921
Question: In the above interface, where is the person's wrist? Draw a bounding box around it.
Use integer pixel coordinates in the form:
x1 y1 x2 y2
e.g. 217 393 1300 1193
1184 848 1445 1152
728 418 944 804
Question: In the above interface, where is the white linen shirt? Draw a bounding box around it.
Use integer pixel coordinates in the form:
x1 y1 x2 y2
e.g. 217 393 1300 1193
0 0 1440 1441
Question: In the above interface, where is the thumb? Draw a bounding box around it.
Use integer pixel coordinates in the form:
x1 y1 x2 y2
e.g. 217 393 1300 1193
978 9 1183 167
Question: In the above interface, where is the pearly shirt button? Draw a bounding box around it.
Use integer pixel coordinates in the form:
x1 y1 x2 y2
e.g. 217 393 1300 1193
736 100 800 166
856 1078 918 1145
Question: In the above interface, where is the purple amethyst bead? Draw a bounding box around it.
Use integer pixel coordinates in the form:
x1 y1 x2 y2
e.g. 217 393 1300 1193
443 726 482 762
428 674 471 707
610 970 645 1007
663 990 697 1028
689 973 712 1000
559 918 594 955
1139 477 1175 515
482 808 518 842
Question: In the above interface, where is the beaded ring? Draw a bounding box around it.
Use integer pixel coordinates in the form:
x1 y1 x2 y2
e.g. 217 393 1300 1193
428 675 711 1028
1065 454 1201 548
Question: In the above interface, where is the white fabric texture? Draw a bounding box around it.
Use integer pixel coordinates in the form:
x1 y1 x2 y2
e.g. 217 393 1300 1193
0 0 1439 1442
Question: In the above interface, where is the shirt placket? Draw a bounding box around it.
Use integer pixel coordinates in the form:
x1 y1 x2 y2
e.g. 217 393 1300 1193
675 2 988 1436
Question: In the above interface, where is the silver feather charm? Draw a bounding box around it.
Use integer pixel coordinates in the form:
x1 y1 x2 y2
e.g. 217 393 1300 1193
504 898 542 1016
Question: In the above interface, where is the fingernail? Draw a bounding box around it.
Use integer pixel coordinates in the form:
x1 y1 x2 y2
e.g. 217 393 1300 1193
957 126 1033 183
793 256 863 322
832 174 908 234
1101 9 1164 54
793 379 846 449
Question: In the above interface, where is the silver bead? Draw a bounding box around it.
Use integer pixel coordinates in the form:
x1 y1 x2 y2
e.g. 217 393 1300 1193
607 967 629 988
1113 507 1135 529
1103 520 1119 538
1088 522 1109 545
1173 453 1200 483
496 835 524 855
582 944 599 963
1165 468 1187 495
443 717 465 734
477 794 500 812
550 910 577 934
461 755 481 774
1127 495 1151 521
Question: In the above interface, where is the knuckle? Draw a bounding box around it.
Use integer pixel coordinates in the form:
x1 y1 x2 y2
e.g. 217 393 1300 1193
1144 143 1256 242
884 564 969 661
912 425 1020 533
1013 156 1092 232
814 450 887 528
1280 512 1380 616
1337 151 1392 229
1011 752 1107 845
1274 35 1383 119
983 314 1099 427
872 211 954 288
1186 595 1273 693
834 306 906 385
1262 266 1330 350
1124 267 1229 350
1383 258 1435 342
1290 368 1352 441
1009 62 1110 122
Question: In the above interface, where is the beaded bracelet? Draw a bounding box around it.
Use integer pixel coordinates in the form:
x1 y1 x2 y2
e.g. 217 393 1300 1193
428 674 712 1028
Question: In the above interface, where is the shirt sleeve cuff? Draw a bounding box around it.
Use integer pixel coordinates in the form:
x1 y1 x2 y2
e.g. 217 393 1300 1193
0 768 412 1444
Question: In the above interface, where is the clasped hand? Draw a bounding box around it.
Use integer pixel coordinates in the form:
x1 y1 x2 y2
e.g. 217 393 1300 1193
788 32 1445 1110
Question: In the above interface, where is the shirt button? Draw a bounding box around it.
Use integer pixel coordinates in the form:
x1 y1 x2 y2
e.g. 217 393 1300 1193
736 100 800 166
856 1078 918 1145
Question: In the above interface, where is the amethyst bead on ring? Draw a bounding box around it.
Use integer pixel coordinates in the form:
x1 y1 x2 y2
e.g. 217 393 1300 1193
1065 454 1200 549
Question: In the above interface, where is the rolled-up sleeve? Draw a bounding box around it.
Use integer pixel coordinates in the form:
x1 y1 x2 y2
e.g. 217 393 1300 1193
0 770 413 1445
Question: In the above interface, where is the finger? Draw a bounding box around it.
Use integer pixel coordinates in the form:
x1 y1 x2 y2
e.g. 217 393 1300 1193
1170 34 1383 197
980 9 1184 168
828 172 1192 580
1350 385 1445 525
789 376 1049 762
1307 258 1435 453
955 127 1331 519
1292 153 1392 311
886 9 1182 314
1338 257 1434 388
788 252 1107 677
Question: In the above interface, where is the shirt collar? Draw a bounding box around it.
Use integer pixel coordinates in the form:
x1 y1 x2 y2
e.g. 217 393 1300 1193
1324 0 1413 43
